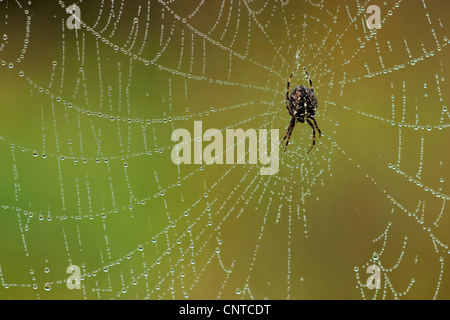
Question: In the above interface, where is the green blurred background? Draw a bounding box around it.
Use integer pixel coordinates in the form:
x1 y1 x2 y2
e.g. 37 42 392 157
0 0 449 299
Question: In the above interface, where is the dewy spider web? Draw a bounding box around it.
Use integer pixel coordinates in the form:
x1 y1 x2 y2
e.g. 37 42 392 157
0 0 448 299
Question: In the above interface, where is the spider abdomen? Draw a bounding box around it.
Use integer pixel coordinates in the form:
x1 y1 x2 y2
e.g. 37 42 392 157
289 85 317 122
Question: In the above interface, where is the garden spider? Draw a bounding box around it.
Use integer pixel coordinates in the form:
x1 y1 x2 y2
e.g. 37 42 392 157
280 67 322 153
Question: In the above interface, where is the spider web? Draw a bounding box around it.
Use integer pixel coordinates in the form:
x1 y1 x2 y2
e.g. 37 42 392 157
0 0 449 299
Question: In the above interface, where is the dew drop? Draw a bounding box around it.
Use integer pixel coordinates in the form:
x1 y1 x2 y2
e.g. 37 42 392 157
372 252 379 261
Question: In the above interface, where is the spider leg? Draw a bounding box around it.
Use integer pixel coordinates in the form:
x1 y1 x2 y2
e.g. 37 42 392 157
303 67 314 93
306 118 316 154
280 117 295 145
311 116 322 137
285 70 294 115
280 116 296 152
285 120 296 151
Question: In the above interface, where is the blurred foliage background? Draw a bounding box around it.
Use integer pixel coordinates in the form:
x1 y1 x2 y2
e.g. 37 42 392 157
0 0 449 299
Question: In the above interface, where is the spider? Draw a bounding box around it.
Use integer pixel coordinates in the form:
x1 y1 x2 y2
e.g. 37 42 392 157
280 67 322 153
